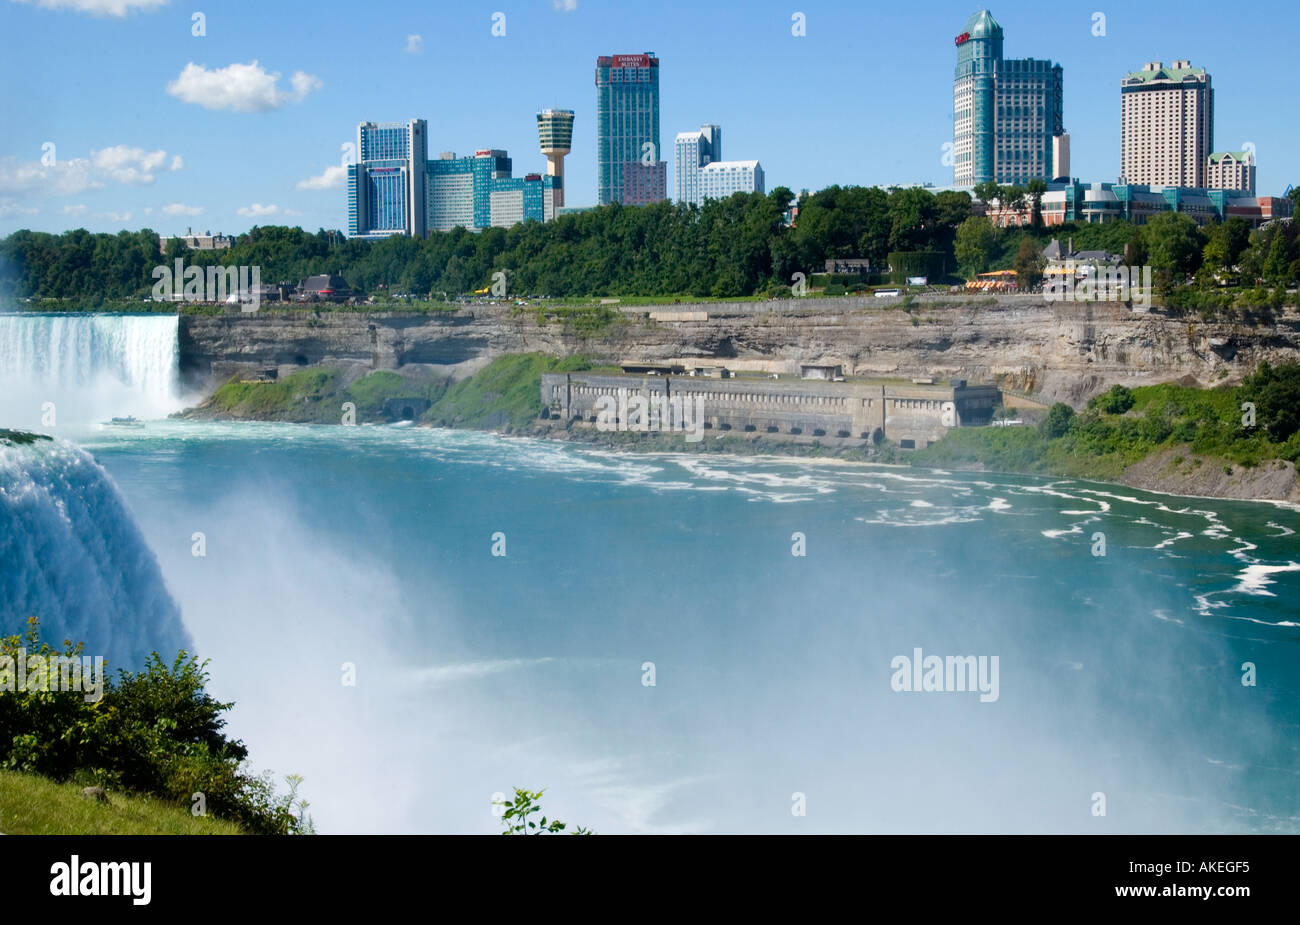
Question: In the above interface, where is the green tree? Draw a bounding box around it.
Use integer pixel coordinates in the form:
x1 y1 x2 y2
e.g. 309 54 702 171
973 181 1001 207
954 216 996 279
1124 228 1147 270
1026 179 1048 228
1013 237 1043 290
1002 186 1027 226
1041 402 1075 438
1240 361 1300 443
1143 212 1205 292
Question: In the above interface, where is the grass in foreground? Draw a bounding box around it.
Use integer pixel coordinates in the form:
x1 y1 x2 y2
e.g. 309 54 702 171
0 769 244 835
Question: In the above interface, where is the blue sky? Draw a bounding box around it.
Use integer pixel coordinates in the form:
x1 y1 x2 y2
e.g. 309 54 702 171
1 0 1295 236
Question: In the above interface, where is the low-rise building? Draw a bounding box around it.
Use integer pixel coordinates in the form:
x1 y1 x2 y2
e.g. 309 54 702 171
983 180 1291 228
542 372 1000 448
296 274 353 303
158 228 234 253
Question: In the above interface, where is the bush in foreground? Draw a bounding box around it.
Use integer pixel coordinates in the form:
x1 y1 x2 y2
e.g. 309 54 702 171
0 618 313 834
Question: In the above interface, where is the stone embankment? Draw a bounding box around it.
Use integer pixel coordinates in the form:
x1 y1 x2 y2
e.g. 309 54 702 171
179 295 1300 407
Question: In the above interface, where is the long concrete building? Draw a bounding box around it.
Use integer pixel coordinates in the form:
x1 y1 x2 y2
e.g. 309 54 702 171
541 372 1000 448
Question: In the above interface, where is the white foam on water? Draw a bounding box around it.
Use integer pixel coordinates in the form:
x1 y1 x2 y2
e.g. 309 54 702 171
857 507 985 528
1233 562 1300 597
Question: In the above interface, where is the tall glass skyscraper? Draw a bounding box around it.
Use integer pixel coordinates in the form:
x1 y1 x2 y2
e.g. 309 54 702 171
952 10 1064 188
595 53 664 205
348 120 427 238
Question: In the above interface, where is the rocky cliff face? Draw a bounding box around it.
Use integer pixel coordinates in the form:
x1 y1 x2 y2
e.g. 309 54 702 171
179 297 1300 406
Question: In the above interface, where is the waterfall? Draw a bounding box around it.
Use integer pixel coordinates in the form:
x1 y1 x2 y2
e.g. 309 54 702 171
0 435 192 671
0 313 182 427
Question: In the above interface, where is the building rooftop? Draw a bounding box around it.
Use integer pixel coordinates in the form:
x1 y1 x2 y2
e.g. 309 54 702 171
962 9 1002 39
1123 61 1207 83
1209 151 1253 164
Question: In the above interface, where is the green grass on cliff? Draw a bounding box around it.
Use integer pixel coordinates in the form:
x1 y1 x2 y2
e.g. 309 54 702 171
422 353 603 432
196 354 614 430
204 368 346 423
0 769 244 835
912 379 1300 480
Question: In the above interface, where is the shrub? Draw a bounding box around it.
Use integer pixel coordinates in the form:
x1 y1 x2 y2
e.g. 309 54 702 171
1092 384 1136 415
1040 402 1075 439
0 619 312 834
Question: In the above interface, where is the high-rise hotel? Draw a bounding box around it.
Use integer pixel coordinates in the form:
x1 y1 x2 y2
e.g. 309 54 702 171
675 125 765 206
595 53 665 205
348 122 560 237
1120 61 1213 188
348 120 428 239
952 10 1066 188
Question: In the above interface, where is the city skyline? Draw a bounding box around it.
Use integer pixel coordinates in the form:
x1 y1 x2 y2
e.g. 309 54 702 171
1 0 1296 236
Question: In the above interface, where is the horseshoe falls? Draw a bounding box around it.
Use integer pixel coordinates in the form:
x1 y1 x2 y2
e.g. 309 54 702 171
0 435 191 671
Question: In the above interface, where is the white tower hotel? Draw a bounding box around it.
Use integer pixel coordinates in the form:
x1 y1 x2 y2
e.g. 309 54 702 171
1120 61 1213 188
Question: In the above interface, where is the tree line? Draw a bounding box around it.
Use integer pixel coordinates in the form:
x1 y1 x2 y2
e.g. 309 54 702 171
0 186 973 303
2 183 1296 305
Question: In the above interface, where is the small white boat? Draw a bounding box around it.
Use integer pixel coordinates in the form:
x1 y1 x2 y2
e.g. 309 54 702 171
101 416 145 429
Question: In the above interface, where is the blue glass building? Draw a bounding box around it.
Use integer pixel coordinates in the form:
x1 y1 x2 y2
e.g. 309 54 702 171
347 120 427 239
595 53 663 205
953 11 1064 188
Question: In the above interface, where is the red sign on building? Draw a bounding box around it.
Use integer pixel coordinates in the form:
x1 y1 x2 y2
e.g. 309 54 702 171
609 53 654 68
955 32 970 46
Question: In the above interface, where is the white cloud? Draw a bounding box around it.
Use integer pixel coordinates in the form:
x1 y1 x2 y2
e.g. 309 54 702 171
93 210 133 223
0 145 180 199
0 157 96 196
0 200 39 219
90 145 177 184
62 204 87 215
162 202 203 216
236 203 279 217
552 0 577 10
10 0 168 17
165 61 322 112
297 165 347 190
404 34 422 54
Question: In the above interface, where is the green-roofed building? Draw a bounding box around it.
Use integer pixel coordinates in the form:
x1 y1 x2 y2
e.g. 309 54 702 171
1121 60 1214 188
953 9 1066 188
1205 150 1255 193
